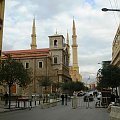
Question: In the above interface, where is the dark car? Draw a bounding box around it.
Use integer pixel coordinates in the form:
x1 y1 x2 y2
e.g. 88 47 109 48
84 93 94 102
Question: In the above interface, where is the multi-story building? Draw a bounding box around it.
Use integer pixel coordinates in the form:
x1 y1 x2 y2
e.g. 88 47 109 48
0 0 5 94
111 24 120 96
0 0 5 58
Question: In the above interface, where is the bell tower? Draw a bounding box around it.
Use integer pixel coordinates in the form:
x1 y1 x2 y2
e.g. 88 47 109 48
0 0 5 59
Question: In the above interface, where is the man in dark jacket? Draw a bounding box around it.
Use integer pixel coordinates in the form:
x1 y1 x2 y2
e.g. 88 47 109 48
4 92 8 106
61 94 64 105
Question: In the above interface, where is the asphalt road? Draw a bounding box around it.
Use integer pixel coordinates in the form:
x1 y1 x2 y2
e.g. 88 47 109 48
0 98 109 120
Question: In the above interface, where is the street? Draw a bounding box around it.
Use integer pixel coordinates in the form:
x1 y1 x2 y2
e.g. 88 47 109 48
0 97 109 120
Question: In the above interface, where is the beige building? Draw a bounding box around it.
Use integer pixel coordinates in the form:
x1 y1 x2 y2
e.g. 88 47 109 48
111 23 120 96
0 0 5 94
2 18 71 95
69 19 82 81
0 0 5 59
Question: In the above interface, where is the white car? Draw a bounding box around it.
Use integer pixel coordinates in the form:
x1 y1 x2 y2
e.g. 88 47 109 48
97 92 102 100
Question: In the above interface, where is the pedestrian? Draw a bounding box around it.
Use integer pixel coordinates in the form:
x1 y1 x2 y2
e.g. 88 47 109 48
111 93 116 103
4 92 8 106
61 94 64 105
65 94 67 105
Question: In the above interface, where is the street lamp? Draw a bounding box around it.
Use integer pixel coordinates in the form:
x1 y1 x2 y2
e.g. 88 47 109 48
102 8 120 12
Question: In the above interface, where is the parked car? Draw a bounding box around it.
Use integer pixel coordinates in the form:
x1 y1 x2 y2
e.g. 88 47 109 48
84 93 94 102
97 92 102 100
77 92 86 97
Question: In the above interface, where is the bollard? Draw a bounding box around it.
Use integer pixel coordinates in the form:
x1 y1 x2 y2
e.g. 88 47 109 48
30 100 32 107
18 101 20 108
72 96 77 109
24 101 26 108
29 100 32 110
86 96 90 109
39 100 40 105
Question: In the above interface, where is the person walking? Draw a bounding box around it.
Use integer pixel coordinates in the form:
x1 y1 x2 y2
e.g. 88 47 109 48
65 94 67 105
4 92 8 106
111 93 116 103
61 94 64 105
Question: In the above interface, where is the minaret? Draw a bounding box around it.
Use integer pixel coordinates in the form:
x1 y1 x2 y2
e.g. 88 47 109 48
0 0 5 59
31 18 37 49
66 31 70 65
72 18 79 72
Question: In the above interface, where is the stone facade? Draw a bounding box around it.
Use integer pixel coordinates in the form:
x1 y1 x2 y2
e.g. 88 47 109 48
0 0 5 57
111 24 120 97
2 34 71 95
0 0 5 94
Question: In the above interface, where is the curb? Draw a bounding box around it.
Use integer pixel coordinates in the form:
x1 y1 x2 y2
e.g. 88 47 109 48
0 107 28 113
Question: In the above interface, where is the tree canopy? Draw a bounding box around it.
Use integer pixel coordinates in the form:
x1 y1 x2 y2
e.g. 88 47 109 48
62 81 85 94
97 64 120 90
39 76 52 89
0 56 31 87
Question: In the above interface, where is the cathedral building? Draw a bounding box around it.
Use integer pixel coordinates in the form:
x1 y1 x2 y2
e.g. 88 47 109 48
2 18 72 95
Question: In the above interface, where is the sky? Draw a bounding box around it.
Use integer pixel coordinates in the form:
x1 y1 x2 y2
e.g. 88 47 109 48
2 0 120 83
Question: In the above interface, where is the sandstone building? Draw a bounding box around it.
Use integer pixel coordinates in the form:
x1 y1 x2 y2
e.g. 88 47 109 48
0 0 5 94
2 18 72 95
111 24 120 96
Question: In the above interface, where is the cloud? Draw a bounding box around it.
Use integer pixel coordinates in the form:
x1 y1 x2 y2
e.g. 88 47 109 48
3 0 120 83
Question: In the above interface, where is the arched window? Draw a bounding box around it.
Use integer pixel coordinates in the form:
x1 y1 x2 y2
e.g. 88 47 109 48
25 62 29 69
53 56 59 64
54 57 57 64
54 40 58 47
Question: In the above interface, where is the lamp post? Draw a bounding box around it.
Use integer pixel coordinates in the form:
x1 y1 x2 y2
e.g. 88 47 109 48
102 8 120 12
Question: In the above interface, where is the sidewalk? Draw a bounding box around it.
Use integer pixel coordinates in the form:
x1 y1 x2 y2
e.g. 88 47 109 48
0 100 40 113
0 98 110 120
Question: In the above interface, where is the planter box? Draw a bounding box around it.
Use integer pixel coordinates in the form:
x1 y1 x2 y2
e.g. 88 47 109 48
110 106 120 120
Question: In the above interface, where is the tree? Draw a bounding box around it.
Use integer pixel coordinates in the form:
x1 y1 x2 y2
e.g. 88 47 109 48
62 81 85 95
73 81 85 91
39 76 52 103
97 64 120 95
39 76 52 93
0 56 31 109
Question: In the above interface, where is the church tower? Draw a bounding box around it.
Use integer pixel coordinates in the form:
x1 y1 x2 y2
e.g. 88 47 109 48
31 18 37 49
0 0 5 59
72 19 79 72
